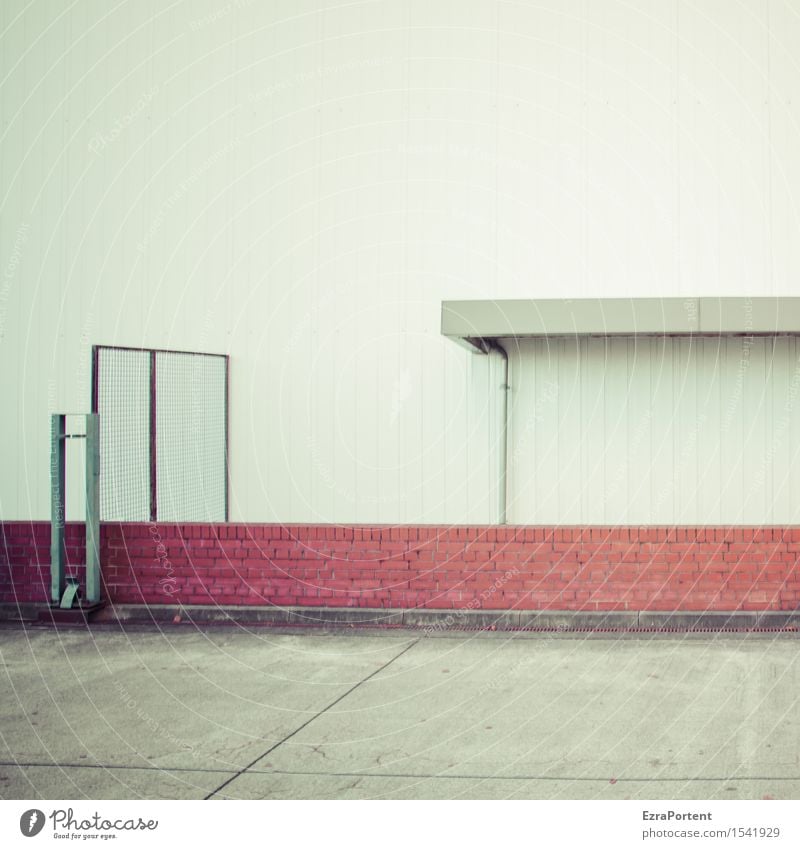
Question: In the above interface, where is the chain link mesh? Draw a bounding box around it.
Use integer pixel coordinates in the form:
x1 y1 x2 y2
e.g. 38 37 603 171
155 351 227 522
95 347 227 522
96 348 151 521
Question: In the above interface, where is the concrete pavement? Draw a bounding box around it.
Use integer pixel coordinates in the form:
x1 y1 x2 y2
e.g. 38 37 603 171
0 624 798 800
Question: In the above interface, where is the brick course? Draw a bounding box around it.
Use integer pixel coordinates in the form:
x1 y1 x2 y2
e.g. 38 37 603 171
1 522 798 611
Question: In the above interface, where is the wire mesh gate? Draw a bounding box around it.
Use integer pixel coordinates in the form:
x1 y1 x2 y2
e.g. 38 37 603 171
91 346 229 522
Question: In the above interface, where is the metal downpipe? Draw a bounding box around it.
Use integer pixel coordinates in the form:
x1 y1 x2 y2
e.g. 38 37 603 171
485 340 510 524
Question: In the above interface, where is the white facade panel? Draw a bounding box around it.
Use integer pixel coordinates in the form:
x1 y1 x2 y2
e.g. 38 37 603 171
1 1 800 523
507 337 800 524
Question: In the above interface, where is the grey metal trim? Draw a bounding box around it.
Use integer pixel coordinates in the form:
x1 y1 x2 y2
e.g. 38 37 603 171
50 413 103 606
84 414 101 604
441 297 800 348
50 415 66 604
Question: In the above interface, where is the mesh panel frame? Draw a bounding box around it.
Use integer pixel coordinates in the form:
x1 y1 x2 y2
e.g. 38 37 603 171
155 351 227 522
96 348 151 521
92 346 228 522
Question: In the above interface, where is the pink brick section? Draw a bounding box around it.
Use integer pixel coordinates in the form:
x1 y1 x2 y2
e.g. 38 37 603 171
1 523 799 611
0 522 86 604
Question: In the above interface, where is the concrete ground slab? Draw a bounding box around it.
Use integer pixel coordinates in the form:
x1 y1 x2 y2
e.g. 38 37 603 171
0 765 232 800
261 636 800 783
219 772 800 800
0 626 414 774
0 624 797 800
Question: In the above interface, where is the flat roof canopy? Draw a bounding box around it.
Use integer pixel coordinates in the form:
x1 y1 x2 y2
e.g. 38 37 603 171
441 297 800 352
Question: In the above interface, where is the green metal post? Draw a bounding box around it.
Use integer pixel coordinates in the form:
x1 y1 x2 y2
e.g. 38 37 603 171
50 414 66 604
85 414 101 603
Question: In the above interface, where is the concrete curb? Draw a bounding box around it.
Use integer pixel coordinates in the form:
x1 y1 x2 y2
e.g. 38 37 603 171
2 603 797 632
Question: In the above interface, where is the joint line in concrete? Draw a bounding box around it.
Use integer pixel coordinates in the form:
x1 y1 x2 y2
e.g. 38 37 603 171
203 638 420 800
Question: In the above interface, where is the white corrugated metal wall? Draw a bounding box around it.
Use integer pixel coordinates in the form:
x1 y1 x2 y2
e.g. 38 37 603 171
1 1 799 523
507 336 800 524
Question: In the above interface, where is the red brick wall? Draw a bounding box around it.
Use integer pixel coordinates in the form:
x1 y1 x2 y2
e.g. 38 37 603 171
1 522 798 611
1 523 87 605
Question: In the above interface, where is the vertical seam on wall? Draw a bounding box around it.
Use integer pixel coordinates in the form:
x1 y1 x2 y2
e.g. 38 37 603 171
766 336 773 524
766 0 773 292
399 2 411 524
310 7 325 523
494 0 500 296
674 0 680 295
582 0 587 294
